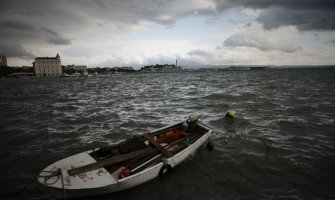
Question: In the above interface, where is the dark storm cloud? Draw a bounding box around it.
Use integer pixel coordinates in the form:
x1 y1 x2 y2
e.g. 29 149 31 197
1 20 36 31
0 0 155 38
223 33 302 53
47 37 71 45
41 27 60 37
257 7 335 31
0 0 205 31
1 0 335 44
214 0 335 31
41 27 71 45
0 0 81 48
0 0 208 54
0 43 34 59
214 0 335 11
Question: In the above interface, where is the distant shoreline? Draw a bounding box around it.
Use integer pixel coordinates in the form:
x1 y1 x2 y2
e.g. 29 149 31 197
1 65 335 79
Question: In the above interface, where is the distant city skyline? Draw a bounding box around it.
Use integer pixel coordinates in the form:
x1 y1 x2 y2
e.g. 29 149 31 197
1 0 335 68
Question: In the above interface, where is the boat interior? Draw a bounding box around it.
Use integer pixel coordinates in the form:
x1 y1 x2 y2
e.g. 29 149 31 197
85 121 209 180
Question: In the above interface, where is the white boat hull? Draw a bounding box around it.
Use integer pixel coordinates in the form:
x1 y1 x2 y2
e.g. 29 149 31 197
38 118 212 199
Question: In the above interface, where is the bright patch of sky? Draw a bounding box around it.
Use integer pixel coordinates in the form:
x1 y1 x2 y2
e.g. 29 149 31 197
127 8 250 46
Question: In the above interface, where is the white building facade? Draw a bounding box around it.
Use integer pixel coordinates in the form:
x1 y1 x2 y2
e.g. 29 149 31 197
34 53 62 77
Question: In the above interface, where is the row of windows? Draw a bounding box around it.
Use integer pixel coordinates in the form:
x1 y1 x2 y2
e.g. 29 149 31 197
37 71 60 73
35 69 60 71
35 67 60 69
35 62 59 65
35 59 59 61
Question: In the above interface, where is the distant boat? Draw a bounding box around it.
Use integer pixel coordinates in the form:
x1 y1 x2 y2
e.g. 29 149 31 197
61 71 91 77
60 73 80 77
79 71 89 77
38 113 213 199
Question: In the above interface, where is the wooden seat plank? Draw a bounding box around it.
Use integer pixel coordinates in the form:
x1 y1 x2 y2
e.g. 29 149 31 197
143 133 173 158
68 147 154 176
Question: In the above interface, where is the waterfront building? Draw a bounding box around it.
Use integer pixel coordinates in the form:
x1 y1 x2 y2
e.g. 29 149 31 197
33 53 62 77
74 65 87 72
0 56 7 67
120 67 134 71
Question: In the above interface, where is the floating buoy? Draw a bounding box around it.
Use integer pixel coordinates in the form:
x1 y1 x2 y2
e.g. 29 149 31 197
225 110 236 118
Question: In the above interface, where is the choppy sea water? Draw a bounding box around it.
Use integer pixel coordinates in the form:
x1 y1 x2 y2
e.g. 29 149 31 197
0 68 335 200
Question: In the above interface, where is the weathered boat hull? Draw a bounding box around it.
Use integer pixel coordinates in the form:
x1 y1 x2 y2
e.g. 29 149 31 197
38 116 212 199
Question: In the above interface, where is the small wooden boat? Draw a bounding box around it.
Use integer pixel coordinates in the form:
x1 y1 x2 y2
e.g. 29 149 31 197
38 113 213 199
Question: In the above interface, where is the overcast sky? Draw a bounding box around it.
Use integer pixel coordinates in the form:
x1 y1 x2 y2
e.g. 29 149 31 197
1 0 335 68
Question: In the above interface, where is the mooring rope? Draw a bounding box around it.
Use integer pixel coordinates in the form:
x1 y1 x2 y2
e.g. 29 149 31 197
40 168 67 199
59 168 67 200
37 169 61 186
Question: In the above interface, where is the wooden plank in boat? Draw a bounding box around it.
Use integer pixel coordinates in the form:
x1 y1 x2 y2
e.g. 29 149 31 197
143 133 173 158
68 147 154 176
